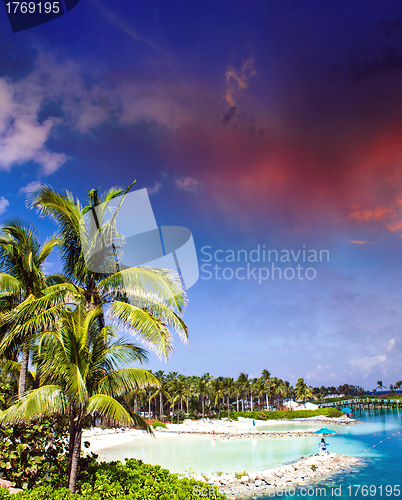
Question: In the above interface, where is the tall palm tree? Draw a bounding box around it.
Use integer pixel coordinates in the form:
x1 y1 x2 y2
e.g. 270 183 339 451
295 377 313 403
169 378 191 423
150 371 171 421
261 369 271 410
237 372 249 412
222 377 236 420
0 304 158 493
210 378 224 419
195 377 208 418
31 185 189 361
0 219 60 397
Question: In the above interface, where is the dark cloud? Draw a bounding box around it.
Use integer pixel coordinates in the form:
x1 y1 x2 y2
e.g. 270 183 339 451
219 107 264 137
353 46 402 81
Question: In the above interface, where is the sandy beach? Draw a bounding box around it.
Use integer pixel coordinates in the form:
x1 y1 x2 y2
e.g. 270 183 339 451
83 415 358 452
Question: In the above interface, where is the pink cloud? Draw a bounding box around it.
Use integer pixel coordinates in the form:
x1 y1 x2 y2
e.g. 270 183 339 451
147 182 162 195
176 177 198 191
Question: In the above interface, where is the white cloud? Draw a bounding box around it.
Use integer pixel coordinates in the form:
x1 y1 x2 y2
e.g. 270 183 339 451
385 338 396 351
176 177 198 191
350 355 386 378
19 180 42 195
0 196 9 214
0 50 192 175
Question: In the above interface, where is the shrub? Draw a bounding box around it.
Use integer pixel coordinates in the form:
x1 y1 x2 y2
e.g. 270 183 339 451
0 418 70 489
0 459 227 499
217 408 344 421
151 421 167 429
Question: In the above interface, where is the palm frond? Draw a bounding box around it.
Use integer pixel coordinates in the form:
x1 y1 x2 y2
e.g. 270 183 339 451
109 301 173 359
97 368 159 398
0 386 68 423
86 394 152 433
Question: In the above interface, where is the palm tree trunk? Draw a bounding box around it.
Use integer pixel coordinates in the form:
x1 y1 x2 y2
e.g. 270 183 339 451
18 347 29 399
67 412 76 483
241 398 244 412
250 392 253 411
236 396 239 412
218 401 221 419
177 405 180 424
68 422 83 493
266 394 269 411
227 396 230 420
159 392 163 421
134 396 138 414
202 396 205 418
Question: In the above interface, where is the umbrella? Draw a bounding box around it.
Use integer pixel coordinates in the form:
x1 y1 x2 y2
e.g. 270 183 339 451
314 428 336 435
341 408 353 413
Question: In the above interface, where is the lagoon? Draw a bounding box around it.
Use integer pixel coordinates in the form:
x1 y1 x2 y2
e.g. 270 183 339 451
96 410 402 498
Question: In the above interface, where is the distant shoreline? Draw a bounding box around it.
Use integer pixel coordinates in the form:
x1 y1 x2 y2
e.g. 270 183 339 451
83 415 359 453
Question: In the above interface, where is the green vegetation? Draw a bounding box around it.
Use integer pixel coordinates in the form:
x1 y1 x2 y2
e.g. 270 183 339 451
234 471 248 479
219 408 344 420
0 183 189 493
151 421 167 429
0 459 226 499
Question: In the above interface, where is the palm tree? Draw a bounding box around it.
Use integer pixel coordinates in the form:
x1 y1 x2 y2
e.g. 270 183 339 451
394 381 402 390
210 378 224 418
169 378 191 423
261 369 271 410
0 304 159 493
237 372 249 412
376 381 386 392
0 219 60 397
222 377 236 420
150 371 171 422
31 185 189 361
295 377 313 403
195 377 208 418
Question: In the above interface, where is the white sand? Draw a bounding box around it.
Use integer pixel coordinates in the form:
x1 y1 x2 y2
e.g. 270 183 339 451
83 415 356 453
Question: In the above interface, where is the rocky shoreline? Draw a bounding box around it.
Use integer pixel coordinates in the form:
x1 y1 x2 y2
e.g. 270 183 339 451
184 453 360 499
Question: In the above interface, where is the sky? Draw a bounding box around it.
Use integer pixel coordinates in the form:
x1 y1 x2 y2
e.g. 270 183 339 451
1 0 402 390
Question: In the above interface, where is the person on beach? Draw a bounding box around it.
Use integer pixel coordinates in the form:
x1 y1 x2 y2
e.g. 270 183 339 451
319 438 328 454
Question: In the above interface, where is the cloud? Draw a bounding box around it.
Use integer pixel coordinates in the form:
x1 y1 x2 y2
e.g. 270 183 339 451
225 56 256 108
348 240 376 245
147 182 162 195
18 181 41 195
90 0 165 55
0 196 9 215
350 355 386 378
0 49 195 176
349 206 391 222
0 76 69 174
353 47 402 82
176 177 198 191
385 338 396 351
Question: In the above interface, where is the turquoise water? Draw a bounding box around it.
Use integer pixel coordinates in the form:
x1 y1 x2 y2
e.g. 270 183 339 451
261 409 402 499
98 410 402 498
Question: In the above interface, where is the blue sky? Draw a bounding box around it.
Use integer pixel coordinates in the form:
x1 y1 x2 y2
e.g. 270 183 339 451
1 1 402 390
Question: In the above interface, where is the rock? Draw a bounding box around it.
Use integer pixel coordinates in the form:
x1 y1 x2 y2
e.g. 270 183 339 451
8 488 23 495
240 475 249 483
0 480 14 488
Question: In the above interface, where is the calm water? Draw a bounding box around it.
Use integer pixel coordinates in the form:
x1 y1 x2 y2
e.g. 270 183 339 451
97 410 402 499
